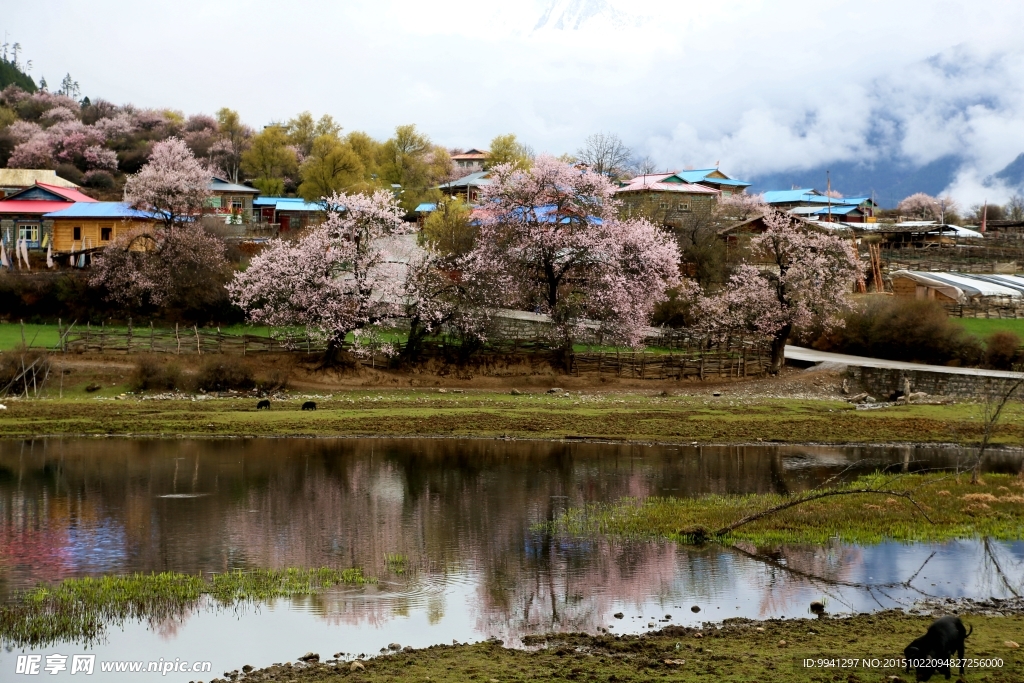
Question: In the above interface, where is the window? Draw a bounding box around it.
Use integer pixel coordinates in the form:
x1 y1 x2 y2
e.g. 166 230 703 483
207 196 222 209
659 201 669 210
73 226 82 241
677 201 690 211
101 227 112 241
17 223 39 243
230 197 244 212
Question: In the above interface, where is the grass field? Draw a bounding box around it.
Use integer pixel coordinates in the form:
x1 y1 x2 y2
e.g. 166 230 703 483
953 317 1024 339
551 472 1024 545
0 323 285 351
1 390 1022 445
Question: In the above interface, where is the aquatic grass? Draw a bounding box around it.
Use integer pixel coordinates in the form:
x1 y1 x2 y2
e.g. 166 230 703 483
550 472 1024 546
384 553 409 575
0 567 373 648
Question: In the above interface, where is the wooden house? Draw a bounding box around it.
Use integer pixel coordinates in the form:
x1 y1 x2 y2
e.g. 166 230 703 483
43 202 158 254
0 182 96 250
207 177 260 220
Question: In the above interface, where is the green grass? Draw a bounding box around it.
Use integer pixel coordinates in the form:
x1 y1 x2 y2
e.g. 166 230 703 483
0 567 372 647
2 391 1024 445
0 322 288 351
953 317 1024 340
230 611 1024 682
550 472 1024 545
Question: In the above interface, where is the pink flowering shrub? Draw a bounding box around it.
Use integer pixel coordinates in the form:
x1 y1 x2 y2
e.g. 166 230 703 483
8 134 55 168
82 145 119 171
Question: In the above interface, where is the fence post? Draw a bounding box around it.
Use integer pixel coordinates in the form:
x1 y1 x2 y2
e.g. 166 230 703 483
175 323 180 355
194 325 201 355
127 317 132 354
150 321 154 351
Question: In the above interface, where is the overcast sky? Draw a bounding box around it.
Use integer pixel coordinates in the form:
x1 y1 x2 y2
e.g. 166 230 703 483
7 1 1024 200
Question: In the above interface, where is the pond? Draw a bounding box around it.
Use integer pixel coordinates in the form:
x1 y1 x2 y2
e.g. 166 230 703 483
1 438 1023 679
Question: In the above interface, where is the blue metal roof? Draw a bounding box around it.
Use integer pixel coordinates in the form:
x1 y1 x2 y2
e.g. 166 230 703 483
763 189 821 203
275 200 323 212
414 203 437 213
43 202 157 219
764 189 872 206
673 169 751 186
254 196 309 206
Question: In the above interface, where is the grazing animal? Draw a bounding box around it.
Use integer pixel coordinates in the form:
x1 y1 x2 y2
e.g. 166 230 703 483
904 615 971 681
256 400 271 410
301 401 317 411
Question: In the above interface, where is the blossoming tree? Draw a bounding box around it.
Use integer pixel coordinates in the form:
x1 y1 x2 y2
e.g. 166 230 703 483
697 209 861 373
468 155 680 352
90 138 230 318
227 190 415 359
123 137 211 230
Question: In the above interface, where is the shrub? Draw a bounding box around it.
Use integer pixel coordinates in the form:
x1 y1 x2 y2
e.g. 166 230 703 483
255 368 289 393
130 356 181 392
814 296 983 366
82 169 115 189
0 349 50 396
984 331 1023 370
194 356 254 392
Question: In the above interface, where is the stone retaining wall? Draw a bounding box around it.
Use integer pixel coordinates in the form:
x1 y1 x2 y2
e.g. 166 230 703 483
846 365 1023 400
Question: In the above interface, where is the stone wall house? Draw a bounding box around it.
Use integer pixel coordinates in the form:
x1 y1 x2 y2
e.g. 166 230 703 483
614 174 720 230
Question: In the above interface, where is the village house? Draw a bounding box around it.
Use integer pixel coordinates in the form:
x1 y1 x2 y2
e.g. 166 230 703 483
0 182 97 250
0 169 81 198
207 177 260 221
670 168 751 196
438 171 492 204
252 196 324 233
451 149 488 174
763 188 879 221
43 202 159 254
614 173 720 229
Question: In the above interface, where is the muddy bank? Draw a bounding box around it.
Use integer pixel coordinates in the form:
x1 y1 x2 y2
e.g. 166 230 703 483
209 608 1024 682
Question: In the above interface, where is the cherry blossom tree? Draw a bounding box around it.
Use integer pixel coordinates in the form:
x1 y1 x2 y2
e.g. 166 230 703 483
227 190 414 359
91 138 229 319
89 225 231 318
123 137 211 230
696 209 861 373
7 134 54 168
469 155 680 351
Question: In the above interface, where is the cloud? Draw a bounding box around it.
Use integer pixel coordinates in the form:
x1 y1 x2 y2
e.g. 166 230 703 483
4 0 1024 201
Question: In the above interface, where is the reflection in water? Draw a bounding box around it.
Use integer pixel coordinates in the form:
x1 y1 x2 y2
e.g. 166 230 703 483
1 439 1023 667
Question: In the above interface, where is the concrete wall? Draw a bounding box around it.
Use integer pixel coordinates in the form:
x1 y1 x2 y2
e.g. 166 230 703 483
846 365 1023 400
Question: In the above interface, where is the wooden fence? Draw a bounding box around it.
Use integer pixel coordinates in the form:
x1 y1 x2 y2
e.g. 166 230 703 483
54 322 771 380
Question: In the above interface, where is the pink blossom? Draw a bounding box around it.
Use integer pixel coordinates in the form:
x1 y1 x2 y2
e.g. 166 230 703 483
123 137 211 228
228 190 414 349
93 113 138 139
8 135 55 168
83 145 119 171
468 155 680 348
40 106 79 125
696 208 861 371
90 225 229 309
5 120 43 144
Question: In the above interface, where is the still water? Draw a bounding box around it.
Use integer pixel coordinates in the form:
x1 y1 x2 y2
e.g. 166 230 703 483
1 438 1023 680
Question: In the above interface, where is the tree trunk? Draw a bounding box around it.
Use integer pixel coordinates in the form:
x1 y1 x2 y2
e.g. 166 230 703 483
320 336 357 369
769 324 792 375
